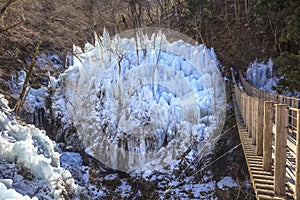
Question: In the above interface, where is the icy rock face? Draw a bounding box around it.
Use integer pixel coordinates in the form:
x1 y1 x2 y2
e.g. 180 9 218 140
52 28 226 172
0 94 79 199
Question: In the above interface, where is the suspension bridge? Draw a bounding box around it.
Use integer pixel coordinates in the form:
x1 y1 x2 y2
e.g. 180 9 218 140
232 72 300 200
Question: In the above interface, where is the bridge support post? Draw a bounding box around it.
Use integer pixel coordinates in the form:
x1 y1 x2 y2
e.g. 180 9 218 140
296 109 300 200
263 101 274 171
274 104 288 196
256 99 264 156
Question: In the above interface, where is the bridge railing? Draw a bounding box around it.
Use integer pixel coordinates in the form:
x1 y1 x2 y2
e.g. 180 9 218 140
233 72 300 199
238 72 300 109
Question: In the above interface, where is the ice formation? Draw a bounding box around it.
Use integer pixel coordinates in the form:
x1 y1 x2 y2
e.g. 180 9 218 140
8 70 48 114
246 59 278 93
246 59 300 97
7 53 64 115
52 28 226 172
0 94 79 199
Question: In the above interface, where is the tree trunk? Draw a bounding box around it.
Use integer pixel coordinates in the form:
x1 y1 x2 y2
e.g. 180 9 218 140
14 25 49 115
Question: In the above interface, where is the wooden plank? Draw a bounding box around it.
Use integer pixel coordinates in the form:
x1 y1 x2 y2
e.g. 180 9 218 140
252 174 274 180
258 194 286 200
251 166 268 171
251 171 273 177
263 101 274 172
255 179 274 185
274 104 288 196
256 183 274 190
248 155 263 159
248 158 263 162
257 188 276 196
249 164 264 168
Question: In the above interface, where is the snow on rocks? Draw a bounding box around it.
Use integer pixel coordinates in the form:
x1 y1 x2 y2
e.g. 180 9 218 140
0 94 79 199
0 181 38 200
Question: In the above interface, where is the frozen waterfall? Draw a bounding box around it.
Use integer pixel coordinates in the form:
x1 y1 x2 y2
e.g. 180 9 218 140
51 28 226 172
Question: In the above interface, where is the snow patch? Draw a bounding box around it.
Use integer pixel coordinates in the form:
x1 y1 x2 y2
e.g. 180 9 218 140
217 176 238 190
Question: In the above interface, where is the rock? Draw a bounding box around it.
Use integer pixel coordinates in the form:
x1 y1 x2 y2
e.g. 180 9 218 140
102 174 121 190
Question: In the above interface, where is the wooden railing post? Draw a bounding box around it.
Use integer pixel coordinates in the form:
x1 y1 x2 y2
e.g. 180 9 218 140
267 92 270 101
263 101 274 171
252 97 257 145
279 95 284 104
292 98 297 109
247 95 252 137
264 91 268 100
243 93 246 121
241 92 244 118
285 97 290 105
256 99 264 156
235 85 238 105
245 94 249 129
296 109 300 200
238 88 241 108
271 94 275 101
274 104 288 196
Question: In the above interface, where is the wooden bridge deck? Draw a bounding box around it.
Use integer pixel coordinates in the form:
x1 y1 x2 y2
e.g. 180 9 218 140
233 90 295 200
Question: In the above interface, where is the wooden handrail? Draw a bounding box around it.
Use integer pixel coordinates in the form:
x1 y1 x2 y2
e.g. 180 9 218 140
238 71 300 108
